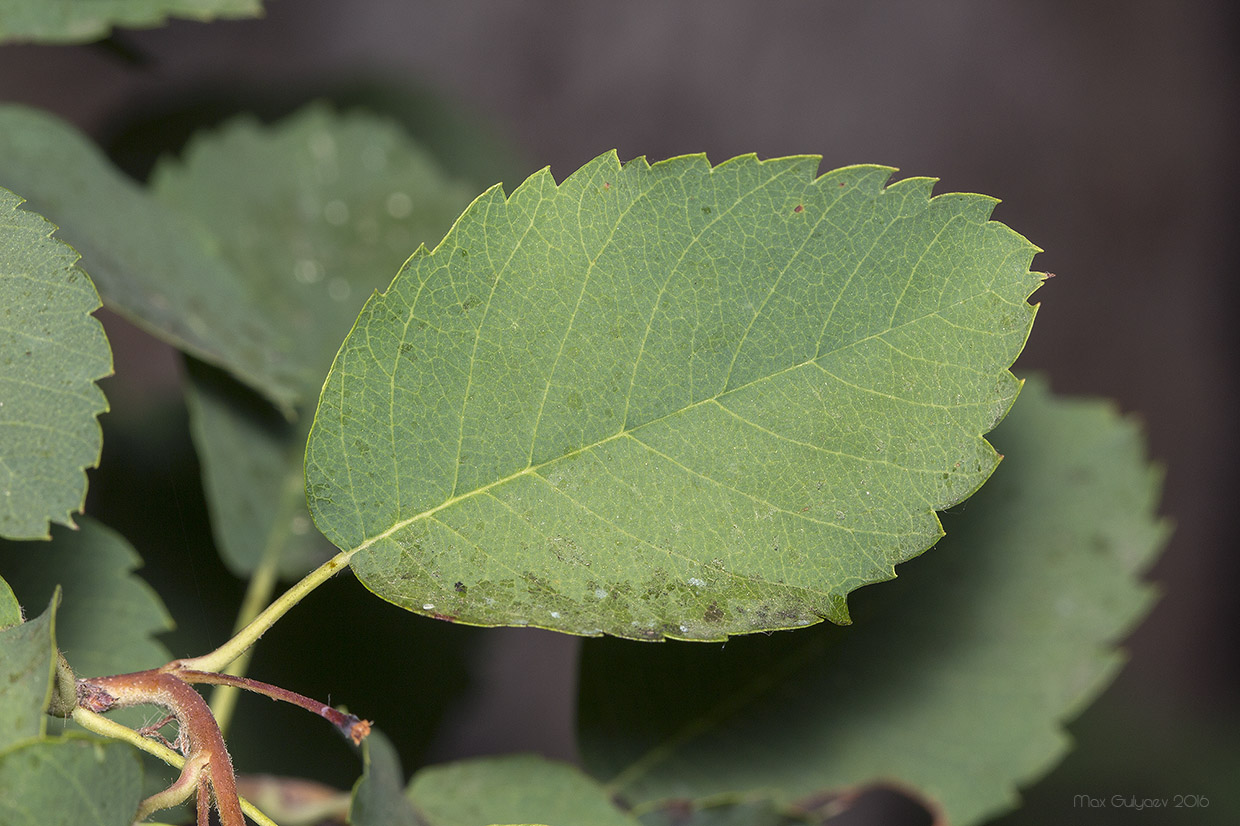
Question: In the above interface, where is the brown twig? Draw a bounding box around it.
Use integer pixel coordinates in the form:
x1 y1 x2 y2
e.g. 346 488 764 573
76 663 370 826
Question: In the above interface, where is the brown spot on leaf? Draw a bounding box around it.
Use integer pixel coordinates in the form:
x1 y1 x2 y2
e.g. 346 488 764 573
793 204 804 213
703 602 724 623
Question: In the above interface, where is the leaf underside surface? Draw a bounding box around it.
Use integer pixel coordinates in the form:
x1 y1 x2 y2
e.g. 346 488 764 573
0 736 142 826
0 188 111 540
154 105 474 577
0 0 262 44
0 517 173 679
0 575 19 627
578 377 1168 826
0 592 56 750
306 152 1042 640
0 105 301 413
406 754 639 826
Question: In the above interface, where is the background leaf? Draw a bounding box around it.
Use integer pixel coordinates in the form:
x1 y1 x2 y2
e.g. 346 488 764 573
151 105 474 577
0 0 262 44
0 188 110 540
0 735 142 826
349 729 419 826
0 592 56 750
306 153 1042 639
0 517 173 679
0 105 302 413
406 754 639 826
577 377 1168 826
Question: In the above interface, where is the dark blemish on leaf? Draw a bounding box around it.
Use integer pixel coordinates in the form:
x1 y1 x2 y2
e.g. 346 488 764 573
704 602 724 623
793 204 804 213
603 181 611 190
701 206 712 214
454 581 466 593
838 181 846 187
431 613 457 622
456 248 469 260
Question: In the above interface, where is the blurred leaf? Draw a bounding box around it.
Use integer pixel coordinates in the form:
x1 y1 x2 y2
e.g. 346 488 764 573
0 105 302 413
151 105 474 576
578 377 1168 825
349 729 418 826
406 754 639 826
306 153 1042 639
638 797 804 826
990 696 1240 826
0 591 55 749
182 358 335 578
0 735 142 826
0 188 111 540
0 0 262 44
0 517 172 678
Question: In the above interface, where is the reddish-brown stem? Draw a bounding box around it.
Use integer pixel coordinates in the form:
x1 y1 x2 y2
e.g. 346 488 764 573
175 669 372 744
80 669 245 826
76 664 370 826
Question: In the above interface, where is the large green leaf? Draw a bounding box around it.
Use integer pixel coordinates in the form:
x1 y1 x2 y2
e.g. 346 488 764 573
151 106 474 576
0 188 111 540
578 378 1168 826
306 153 1043 639
0 735 142 826
0 105 302 413
0 592 56 750
0 0 261 44
406 754 639 826
0 517 172 678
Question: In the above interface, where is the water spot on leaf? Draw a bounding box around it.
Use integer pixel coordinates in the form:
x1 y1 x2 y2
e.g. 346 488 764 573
294 260 323 284
328 278 351 302
386 191 413 218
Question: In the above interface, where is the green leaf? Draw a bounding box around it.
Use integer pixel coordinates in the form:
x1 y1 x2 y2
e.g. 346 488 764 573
349 730 419 826
151 106 474 576
0 0 262 44
406 754 639 826
0 105 302 413
638 798 802 826
306 153 1042 639
578 377 1168 826
0 735 143 826
0 188 111 541
0 591 56 750
0 574 19 628
0 517 173 678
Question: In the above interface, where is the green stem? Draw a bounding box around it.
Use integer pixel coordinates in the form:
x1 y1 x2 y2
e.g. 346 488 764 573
209 540 283 735
175 548 356 675
69 708 281 826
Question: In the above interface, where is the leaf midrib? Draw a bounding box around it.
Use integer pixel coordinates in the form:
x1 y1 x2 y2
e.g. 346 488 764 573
343 287 995 561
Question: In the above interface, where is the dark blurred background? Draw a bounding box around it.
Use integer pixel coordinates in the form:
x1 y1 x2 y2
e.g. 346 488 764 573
1 1 1235 823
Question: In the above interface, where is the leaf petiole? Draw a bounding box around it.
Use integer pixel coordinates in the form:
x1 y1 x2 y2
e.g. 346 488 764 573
175 548 358 674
